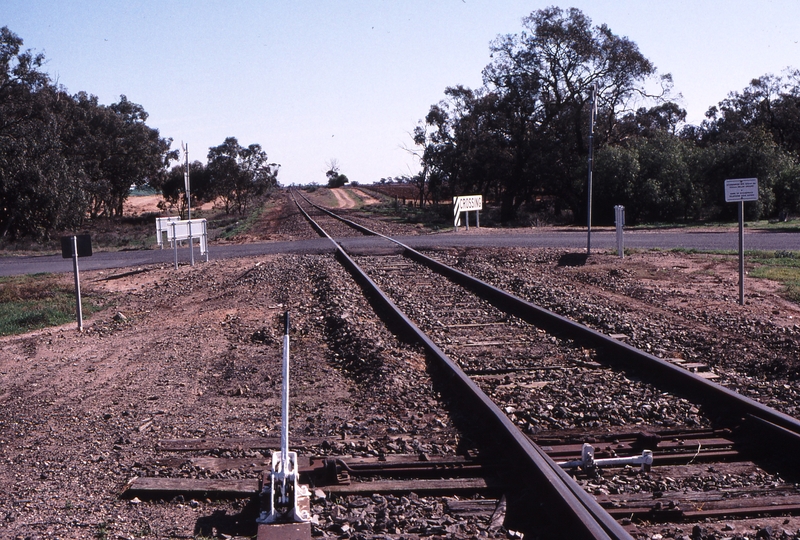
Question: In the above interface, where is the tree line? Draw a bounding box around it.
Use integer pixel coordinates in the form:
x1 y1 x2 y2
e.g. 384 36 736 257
412 8 800 225
0 27 278 240
159 138 279 218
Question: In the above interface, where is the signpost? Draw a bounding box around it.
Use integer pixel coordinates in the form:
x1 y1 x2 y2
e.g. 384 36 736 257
586 84 597 255
164 218 209 269
614 205 625 258
453 195 482 230
724 178 758 305
60 234 92 331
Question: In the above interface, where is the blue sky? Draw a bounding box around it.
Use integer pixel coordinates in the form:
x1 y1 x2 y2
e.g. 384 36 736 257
4 1 799 186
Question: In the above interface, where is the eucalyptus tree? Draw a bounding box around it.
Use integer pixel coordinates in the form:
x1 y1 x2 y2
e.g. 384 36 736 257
325 159 349 188
158 161 212 217
207 137 279 214
62 93 175 218
103 96 175 216
0 27 84 239
414 85 522 210
696 71 800 219
238 142 279 212
415 8 671 222
591 102 700 225
0 27 176 237
702 71 800 155
482 7 671 220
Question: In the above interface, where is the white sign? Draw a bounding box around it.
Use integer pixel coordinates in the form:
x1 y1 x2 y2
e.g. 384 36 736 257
165 218 209 256
454 195 483 213
156 216 180 247
725 178 758 202
453 195 483 228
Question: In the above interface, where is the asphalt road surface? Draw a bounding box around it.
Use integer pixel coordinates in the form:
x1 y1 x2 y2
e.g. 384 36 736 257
1 229 798 277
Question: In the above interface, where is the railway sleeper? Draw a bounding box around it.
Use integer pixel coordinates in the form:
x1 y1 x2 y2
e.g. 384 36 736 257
124 453 499 496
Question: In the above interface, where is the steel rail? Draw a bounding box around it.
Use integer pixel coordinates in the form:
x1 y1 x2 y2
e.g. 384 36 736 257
291 191 631 540
295 191 800 444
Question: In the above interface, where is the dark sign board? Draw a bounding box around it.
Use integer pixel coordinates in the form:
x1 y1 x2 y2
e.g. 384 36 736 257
60 235 92 258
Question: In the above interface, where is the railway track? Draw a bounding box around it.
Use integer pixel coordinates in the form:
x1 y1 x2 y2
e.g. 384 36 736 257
289 193 800 538
119 192 800 539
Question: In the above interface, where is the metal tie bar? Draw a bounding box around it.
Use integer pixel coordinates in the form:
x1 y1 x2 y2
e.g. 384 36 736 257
558 443 653 472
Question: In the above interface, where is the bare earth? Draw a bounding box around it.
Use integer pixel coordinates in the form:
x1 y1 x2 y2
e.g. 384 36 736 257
2 201 800 538
348 188 380 206
329 188 356 209
123 195 216 217
326 188 380 209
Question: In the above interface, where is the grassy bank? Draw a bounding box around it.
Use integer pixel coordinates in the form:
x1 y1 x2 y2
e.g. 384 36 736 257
0 274 103 336
660 248 800 303
749 251 800 302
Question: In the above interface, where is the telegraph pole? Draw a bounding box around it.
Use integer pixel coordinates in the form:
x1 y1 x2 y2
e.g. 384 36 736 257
183 142 195 266
183 142 191 220
586 84 597 256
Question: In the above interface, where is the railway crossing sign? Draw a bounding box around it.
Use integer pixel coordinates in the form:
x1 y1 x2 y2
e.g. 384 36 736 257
453 195 482 230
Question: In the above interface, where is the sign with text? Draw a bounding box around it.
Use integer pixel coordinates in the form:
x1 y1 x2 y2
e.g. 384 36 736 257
453 195 483 213
453 195 482 228
724 178 759 202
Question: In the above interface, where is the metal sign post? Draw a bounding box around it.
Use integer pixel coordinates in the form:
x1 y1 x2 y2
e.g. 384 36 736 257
163 218 209 269
586 84 597 256
738 200 745 304
60 235 92 331
155 216 180 248
281 311 290 479
724 178 758 305
162 218 209 270
188 219 194 267
172 221 178 270
72 237 83 331
614 205 625 258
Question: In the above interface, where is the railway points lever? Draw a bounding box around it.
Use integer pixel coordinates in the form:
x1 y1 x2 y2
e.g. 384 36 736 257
257 312 311 526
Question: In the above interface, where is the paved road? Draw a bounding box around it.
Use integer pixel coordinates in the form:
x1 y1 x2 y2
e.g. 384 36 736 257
1 229 797 277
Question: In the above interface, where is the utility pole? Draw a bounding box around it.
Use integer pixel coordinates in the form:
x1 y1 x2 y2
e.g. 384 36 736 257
586 84 597 256
183 142 194 266
183 142 191 220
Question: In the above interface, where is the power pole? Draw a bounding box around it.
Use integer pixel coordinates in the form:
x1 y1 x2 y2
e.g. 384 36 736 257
586 84 597 256
183 142 191 220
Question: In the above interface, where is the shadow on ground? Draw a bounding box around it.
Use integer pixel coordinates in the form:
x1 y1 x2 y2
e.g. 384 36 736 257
557 253 588 267
195 498 260 538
